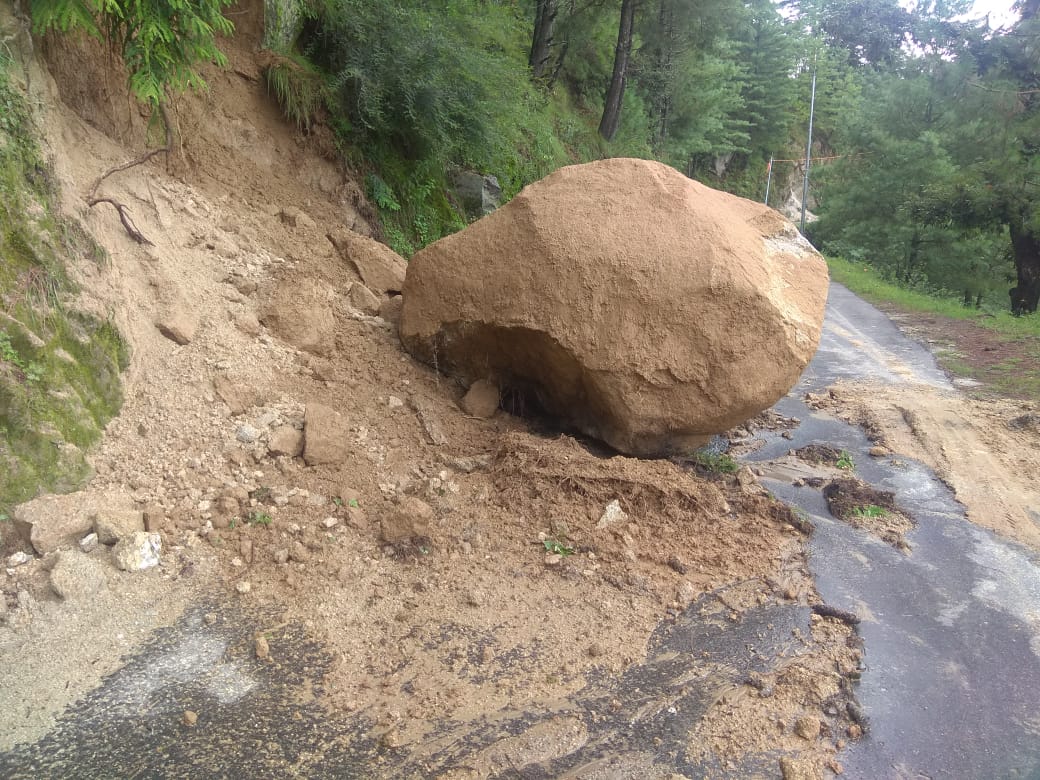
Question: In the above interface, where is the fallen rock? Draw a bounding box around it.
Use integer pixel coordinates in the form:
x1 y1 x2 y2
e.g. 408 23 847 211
255 635 271 661
94 508 145 545
380 497 434 543
303 404 351 465
214 375 256 416
143 505 166 532
400 158 828 456
7 551 30 567
596 499 628 530
379 295 404 327
327 228 407 295
235 312 262 336
49 550 108 600
280 206 317 230
346 282 382 316
460 380 500 418
451 170 502 218
779 757 822 780
13 490 134 554
268 425 304 457
182 710 198 727
794 715 820 740
261 277 338 356
79 532 99 553
156 310 197 345
112 532 162 571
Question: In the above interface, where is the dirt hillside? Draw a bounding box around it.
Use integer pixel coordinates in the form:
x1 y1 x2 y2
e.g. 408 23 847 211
0 12 959 778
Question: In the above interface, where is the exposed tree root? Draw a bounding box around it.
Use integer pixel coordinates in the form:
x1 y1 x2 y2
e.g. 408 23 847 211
86 104 173 246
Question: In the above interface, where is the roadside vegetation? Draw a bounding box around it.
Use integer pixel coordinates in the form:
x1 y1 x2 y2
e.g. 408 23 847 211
0 49 128 515
829 256 1040 401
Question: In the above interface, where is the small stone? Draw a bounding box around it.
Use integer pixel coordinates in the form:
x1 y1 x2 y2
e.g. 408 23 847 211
274 548 289 565
268 426 304 457
182 710 198 727
545 553 564 566
236 424 261 444
388 395 405 409
380 497 434 544
736 466 757 488
781 430 794 440
459 380 500 418
79 532 99 553
240 538 254 564
204 613 218 625
290 541 310 562
676 581 697 606
235 581 252 594
156 312 197 345
303 404 351 466
142 505 166 532
255 635 270 661
347 282 382 316
49 551 107 600
322 517 339 529
847 723 863 739
7 551 30 567
587 643 604 658
235 312 261 336
596 499 628 530
794 715 820 740
779 757 821 780
868 446 888 457
94 508 145 545
112 532 162 571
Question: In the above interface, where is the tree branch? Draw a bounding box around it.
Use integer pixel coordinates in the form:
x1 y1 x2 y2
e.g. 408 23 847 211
86 104 173 245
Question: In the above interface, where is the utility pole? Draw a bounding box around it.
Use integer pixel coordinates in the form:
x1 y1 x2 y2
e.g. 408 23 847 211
764 156 774 206
800 52 818 234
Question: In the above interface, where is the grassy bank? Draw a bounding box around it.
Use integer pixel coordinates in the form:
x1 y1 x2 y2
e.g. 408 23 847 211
827 256 1040 401
826 256 1040 341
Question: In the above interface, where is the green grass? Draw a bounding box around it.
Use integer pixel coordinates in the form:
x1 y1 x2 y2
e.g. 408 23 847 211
689 451 740 474
836 451 855 471
826 256 1040 341
850 504 888 518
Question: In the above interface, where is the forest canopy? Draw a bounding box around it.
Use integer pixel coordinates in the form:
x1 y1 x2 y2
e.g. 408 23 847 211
27 0 1040 314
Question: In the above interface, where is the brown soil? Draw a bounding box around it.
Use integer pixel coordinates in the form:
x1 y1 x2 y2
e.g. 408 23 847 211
821 478 914 550
0 7 858 776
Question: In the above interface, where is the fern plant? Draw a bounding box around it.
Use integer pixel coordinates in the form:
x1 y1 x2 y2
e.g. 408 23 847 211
30 0 235 109
264 53 328 130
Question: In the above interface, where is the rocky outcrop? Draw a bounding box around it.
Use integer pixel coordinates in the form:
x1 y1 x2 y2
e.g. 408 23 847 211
400 158 828 456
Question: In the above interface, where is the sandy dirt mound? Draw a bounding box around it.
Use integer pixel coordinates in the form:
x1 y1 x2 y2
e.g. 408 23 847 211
814 382 1040 551
401 158 829 456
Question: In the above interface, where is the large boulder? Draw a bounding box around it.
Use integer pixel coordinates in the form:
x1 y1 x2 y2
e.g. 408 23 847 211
399 158 828 456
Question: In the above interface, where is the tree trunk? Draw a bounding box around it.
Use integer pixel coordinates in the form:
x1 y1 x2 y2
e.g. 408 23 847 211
598 0 636 141
530 0 558 80
1009 214 1040 315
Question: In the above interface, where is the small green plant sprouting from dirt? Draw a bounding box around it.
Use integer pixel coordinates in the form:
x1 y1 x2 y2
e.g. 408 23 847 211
248 511 273 526
542 537 575 556
690 451 740 474
836 451 855 471
349 498 359 507
850 504 888 518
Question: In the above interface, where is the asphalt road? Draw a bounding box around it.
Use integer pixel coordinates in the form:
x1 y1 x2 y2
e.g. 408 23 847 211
753 283 1040 779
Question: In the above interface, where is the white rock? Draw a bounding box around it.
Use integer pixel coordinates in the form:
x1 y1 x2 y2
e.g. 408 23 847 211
322 517 339 529
7 551 31 567
236 581 252 594
236 424 260 443
79 532 99 552
388 396 405 409
112 532 162 571
596 499 628 530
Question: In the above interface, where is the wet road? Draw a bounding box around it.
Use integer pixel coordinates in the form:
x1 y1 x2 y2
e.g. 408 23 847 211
753 283 1040 778
3 283 1040 778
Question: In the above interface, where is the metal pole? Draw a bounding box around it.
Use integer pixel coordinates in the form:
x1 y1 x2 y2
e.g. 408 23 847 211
800 53 818 234
764 156 774 206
